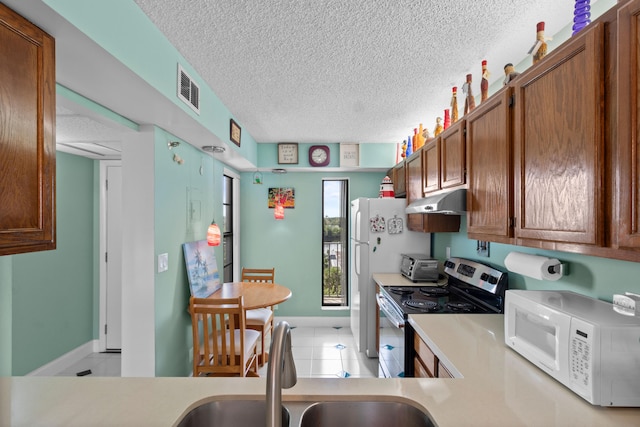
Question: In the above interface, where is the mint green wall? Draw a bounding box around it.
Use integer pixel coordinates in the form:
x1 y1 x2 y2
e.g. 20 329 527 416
433 216 640 302
11 152 96 375
152 127 221 377
44 0 258 161
0 256 11 376
240 171 383 316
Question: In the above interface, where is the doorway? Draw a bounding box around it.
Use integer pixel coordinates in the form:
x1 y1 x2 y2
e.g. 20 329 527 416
99 160 123 351
223 168 241 281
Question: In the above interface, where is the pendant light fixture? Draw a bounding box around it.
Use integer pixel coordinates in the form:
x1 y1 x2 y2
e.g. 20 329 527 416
202 145 226 246
274 197 285 220
207 220 221 246
272 169 287 220
273 186 285 220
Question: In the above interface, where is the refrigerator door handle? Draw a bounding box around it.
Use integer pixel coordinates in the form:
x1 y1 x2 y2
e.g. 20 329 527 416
353 241 368 280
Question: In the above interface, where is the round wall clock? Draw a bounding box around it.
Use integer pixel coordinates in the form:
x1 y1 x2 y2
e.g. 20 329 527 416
309 145 330 167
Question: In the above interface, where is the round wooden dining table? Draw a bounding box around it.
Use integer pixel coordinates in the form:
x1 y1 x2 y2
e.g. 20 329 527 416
205 281 292 309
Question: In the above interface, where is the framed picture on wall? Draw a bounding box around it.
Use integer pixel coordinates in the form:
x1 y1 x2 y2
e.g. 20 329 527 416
278 143 299 164
230 119 241 146
268 187 295 208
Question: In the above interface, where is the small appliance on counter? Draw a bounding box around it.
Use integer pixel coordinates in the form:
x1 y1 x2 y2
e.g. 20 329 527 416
400 253 439 282
505 290 640 407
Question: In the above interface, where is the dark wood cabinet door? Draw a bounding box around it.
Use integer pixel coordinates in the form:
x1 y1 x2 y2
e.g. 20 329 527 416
466 87 514 243
406 151 424 231
0 4 56 255
617 0 640 250
422 138 440 194
513 23 604 246
440 120 466 189
392 162 406 197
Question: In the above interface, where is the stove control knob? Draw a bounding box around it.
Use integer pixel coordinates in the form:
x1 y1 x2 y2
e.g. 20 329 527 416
488 276 498 285
480 273 490 282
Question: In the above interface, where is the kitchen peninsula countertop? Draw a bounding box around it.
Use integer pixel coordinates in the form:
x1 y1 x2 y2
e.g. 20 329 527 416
408 314 640 426
3 314 640 426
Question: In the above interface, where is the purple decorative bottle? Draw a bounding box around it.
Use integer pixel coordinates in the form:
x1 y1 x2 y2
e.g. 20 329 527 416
572 0 591 36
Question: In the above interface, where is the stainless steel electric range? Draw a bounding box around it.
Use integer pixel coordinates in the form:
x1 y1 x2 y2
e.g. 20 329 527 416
377 257 509 378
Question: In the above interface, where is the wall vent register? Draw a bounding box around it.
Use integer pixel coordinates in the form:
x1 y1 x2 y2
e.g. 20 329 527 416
177 63 200 114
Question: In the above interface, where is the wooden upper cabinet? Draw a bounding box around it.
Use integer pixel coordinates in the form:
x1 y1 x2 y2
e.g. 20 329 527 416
440 120 466 190
422 138 440 194
467 87 514 243
390 161 406 198
406 151 424 231
406 148 460 233
617 0 640 250
0 4 56 256
421 122 466 196
512 22 604 246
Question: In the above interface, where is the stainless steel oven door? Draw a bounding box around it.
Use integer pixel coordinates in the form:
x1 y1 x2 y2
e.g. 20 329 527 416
376 292 406 378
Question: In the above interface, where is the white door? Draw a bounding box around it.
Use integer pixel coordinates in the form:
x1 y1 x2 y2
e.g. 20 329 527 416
103 163 123 350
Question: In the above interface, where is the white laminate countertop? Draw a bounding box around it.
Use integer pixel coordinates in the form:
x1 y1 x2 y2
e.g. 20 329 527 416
3 313 640 426
408 314 640 426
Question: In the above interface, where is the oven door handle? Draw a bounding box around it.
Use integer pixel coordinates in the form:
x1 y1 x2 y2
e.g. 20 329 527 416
376 293 405 329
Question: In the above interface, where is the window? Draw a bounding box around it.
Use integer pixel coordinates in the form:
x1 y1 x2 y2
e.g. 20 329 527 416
222 174 234 283
322 179 349 306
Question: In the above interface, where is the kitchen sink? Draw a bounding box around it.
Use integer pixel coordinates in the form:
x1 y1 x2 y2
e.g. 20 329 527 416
174 398 436 427
175 399 290 427
299 400 436 427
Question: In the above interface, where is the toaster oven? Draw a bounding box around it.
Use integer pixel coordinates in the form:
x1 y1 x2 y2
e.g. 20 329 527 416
400 253 439 282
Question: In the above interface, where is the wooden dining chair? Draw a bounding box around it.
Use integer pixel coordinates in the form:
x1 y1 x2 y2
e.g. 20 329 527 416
242 267 275 364
189 296 260 377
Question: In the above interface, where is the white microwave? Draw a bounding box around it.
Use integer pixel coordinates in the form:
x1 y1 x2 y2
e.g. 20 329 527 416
504 290 640 407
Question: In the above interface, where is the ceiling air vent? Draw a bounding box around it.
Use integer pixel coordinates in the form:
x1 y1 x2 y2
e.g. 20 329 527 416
177 64 200 114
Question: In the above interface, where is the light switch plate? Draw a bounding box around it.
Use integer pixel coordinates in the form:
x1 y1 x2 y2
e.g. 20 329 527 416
158 253 169 273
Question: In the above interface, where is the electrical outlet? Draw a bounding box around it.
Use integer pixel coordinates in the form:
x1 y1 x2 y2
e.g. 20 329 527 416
476 241 490 257
446 247 451 258
157 253 169 273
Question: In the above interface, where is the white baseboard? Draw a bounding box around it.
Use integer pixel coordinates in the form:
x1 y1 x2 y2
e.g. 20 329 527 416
27 318 350 376
273 316 350 328
27 340 99 376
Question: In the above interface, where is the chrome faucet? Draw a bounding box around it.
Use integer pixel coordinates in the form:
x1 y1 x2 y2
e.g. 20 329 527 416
266 321 297 427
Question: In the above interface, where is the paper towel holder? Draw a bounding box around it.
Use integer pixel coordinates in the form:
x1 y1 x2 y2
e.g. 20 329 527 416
548 262 569 277
504 251 569 280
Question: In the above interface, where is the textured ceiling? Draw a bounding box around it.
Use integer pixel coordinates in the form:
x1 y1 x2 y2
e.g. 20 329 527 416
133 0 592 144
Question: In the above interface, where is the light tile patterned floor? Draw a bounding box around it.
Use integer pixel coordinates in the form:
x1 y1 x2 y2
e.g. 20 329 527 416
54 327 379 378
258 326 379 378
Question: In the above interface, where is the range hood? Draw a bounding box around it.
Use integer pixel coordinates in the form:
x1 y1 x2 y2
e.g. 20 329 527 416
405 188 467 215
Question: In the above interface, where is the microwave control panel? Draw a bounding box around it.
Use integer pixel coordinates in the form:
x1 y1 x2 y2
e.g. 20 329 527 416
569 318 595 399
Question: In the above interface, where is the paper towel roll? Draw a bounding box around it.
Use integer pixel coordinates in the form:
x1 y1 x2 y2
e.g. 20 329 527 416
504 252 562 281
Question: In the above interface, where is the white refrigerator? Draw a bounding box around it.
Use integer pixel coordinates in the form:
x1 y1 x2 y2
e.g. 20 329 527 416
350 197 431 357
